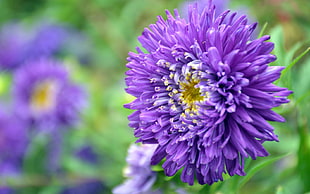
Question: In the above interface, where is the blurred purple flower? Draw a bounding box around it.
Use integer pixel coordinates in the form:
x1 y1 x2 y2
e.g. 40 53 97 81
46 129 64 173
12 58 87 131
29 23 92 64
0 23 30 70
60 179 107 194
75 145 100 165
0 187 15 194
0 22 91 71
113 144 160 194
0 111 28 175
124 1 291 185
27 24 68 59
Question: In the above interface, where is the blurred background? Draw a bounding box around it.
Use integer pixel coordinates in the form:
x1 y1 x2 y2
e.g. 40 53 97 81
0 0 309 193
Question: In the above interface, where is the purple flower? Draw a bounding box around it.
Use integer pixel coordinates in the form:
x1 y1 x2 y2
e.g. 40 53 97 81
13 58 86 131
124 1 291 185
0 187 15 194
75 145 100 165
0 22 67 71
0 111 28 175
0 22 89 71
27 23 68 59
113 144 160 194
0 23 30 70
60 180 107 194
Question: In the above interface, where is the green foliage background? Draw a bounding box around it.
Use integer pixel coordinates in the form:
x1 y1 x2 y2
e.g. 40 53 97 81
0 0 310 193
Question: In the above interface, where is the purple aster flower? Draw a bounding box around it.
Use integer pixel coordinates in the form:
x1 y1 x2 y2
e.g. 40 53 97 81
113 144 161 194
124 1 291 185
13 58 86 131
0 111 28 175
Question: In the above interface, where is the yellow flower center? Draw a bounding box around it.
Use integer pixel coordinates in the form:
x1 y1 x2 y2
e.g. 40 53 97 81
30 80 58 114
179 79 204 112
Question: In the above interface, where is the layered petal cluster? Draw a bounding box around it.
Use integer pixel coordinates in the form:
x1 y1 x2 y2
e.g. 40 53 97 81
125 2 291 185
13 59 86 131
113 144 160 194
180 0 256 32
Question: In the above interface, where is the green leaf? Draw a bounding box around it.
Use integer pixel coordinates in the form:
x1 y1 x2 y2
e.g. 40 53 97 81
283 42 302 70
151 164 164 172
38 186 62 194
0 73 12 96
282 47 310 76
270 25 285 66
23 134 50 174
258 22 268 38
276 186 285 194
292 57 310 100
198 184 210 194
238 153 291 189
